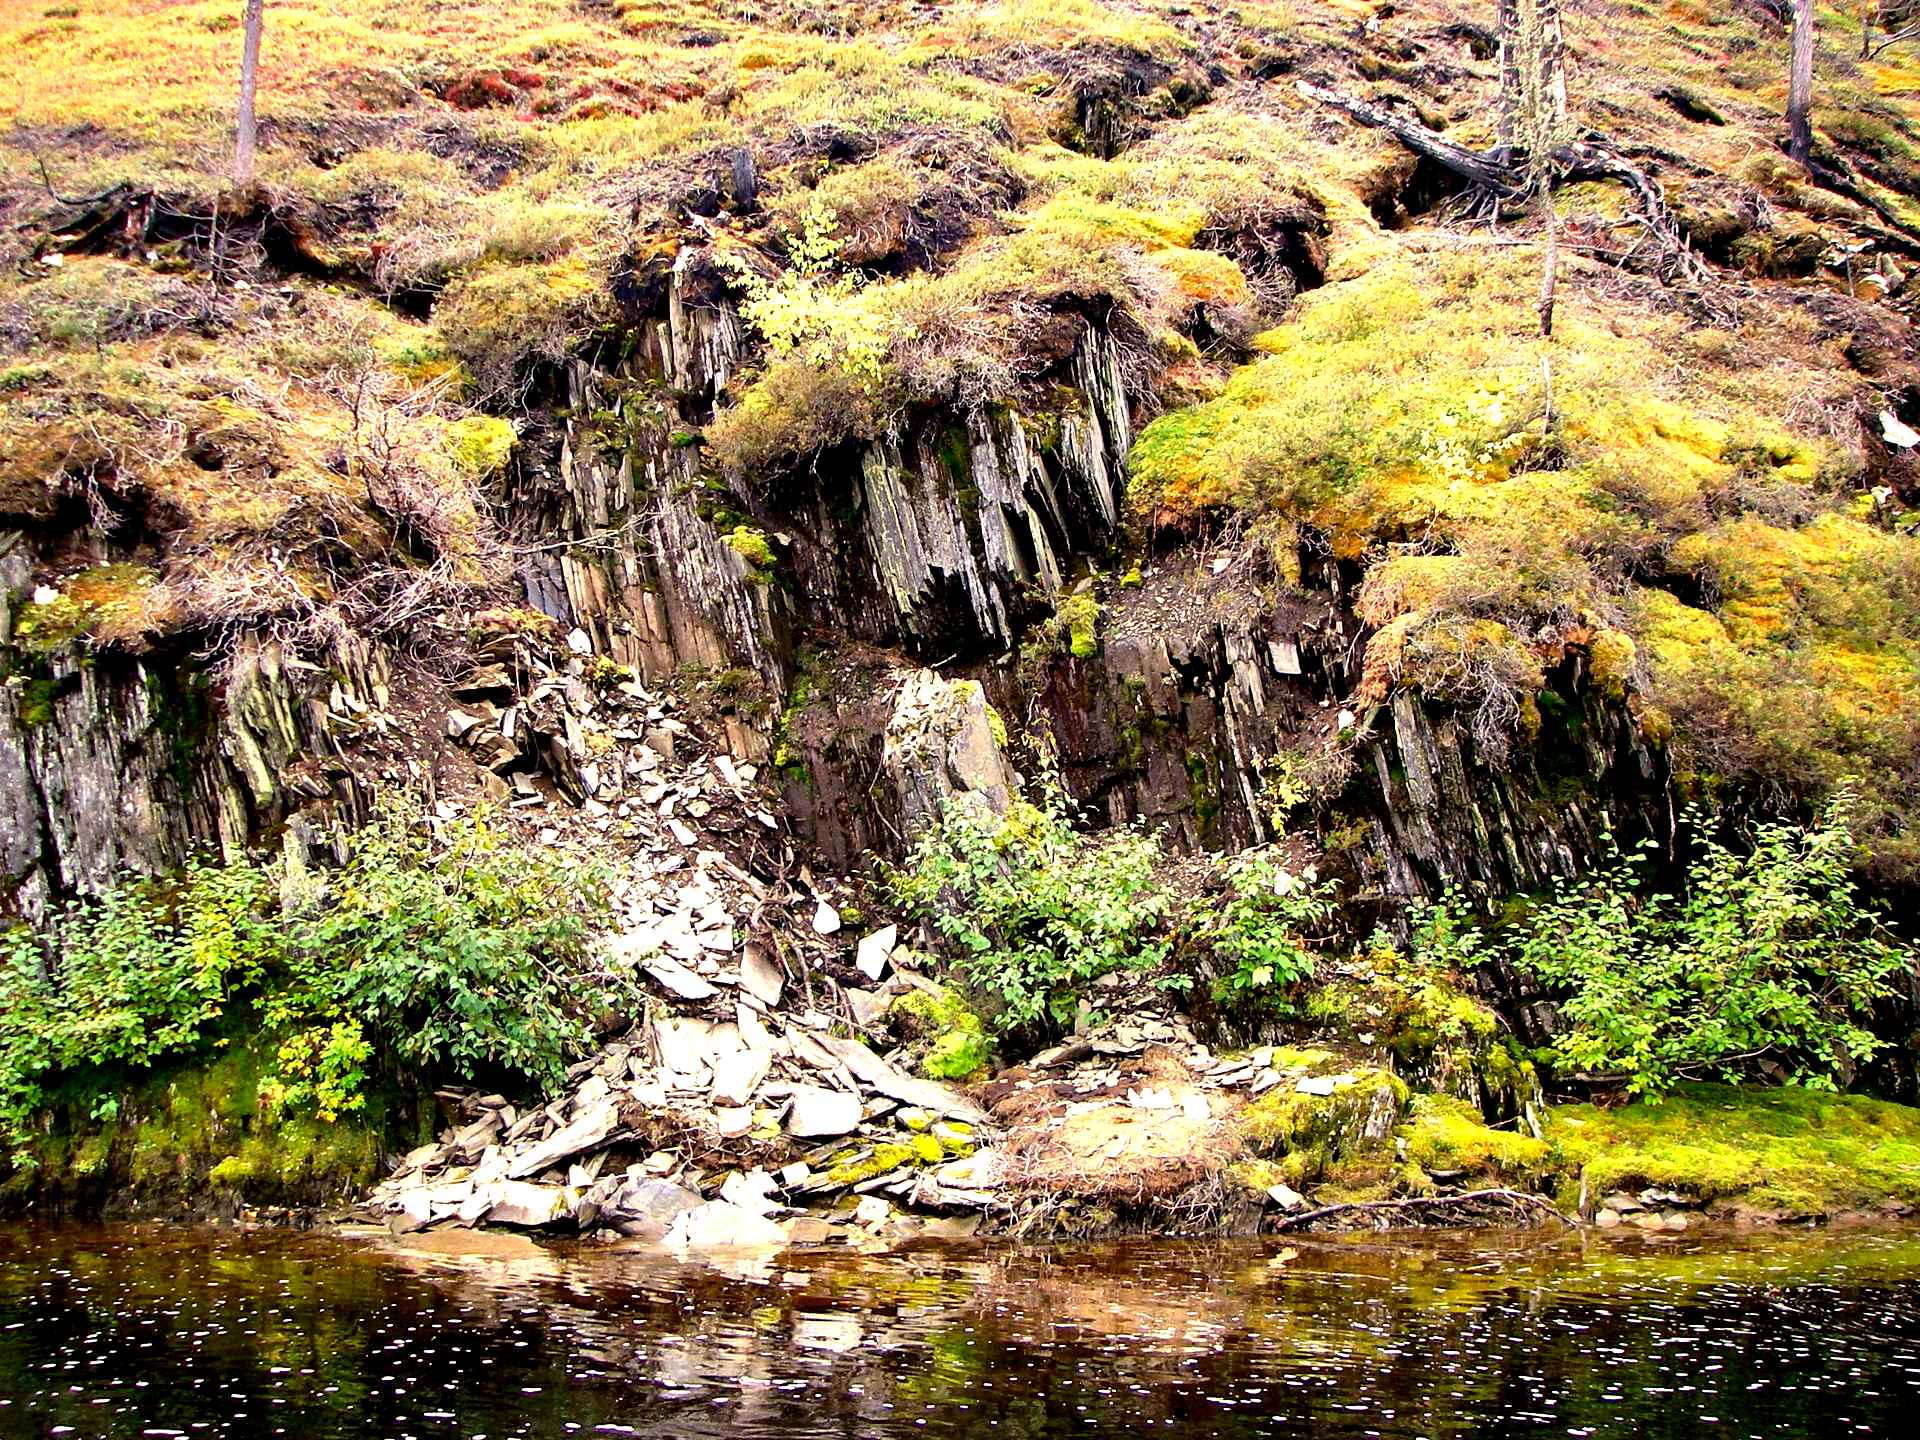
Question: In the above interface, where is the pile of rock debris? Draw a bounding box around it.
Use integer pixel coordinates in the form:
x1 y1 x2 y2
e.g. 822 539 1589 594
361 931 1005 1250
363 642 1413 1249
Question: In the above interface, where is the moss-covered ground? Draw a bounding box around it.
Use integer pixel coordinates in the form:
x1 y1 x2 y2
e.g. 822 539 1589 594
1550 1082 1920 1219
1218 1062 1920 1223
2 1031 419 1217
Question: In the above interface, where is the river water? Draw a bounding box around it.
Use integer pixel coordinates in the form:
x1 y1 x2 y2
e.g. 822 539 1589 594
1 1222 1917 1439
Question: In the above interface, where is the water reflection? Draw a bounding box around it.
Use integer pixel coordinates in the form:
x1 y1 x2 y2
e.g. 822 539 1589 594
1 1222 1917 1438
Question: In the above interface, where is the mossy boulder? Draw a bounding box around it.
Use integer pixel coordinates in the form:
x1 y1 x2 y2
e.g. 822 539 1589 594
4 1033 406 1216
1238 1066 1407 1187
1400 1095 1559 1188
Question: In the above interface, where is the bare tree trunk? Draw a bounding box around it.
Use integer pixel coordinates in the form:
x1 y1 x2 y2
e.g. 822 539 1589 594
1538 191 1559 336
234 0 265 187
1864 1 1877 58
1788 0 1816 170
1497 0 1522 148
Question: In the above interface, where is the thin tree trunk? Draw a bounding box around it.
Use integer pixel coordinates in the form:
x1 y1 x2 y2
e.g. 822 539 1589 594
1538 191 1560 337
1537 0 1569 126
1863 1 1876 58
1788 0 1816 171
1497 0 1522 149
234 0 265 187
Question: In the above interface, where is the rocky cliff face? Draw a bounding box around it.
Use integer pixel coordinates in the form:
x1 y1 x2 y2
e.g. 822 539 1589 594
0 613 390 923
1 231 1668 925
473 268 1669 906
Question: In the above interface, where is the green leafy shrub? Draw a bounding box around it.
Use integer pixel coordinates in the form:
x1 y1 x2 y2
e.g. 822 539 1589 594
265 803 618 1109
0 860 281 1154
0 804 616 1159
886 782 1174 1035
1202 853 1333 1017
1409 796 1913 1097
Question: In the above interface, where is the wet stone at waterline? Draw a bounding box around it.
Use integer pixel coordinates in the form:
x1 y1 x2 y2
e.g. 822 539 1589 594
4 1223 1920 1439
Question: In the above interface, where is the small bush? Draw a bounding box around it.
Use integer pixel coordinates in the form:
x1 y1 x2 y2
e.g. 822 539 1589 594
1 860 282 1155
886 780 1174 1035
1408 795 1914 1097
1201 853 1333 1018
262 802 619 1115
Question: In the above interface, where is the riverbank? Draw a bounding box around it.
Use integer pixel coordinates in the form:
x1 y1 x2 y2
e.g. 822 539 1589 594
12 960 1920 1247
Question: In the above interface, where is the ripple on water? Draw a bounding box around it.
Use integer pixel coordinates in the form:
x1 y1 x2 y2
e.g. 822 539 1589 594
1 1223 1918 1439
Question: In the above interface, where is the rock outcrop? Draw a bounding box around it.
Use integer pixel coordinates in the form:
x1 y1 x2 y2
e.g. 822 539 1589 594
0 632 389 923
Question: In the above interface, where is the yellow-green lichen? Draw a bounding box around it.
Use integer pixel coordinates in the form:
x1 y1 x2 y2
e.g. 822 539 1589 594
723 525 777 576
444 415 518 477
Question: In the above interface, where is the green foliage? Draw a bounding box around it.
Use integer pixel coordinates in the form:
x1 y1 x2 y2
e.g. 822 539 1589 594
1409 796 1913 1098
0 804 617 1159
1015 589 1103 680
0 860 280 1158
1059 592 1100 659
262 802 619 1110
887 781 1174 1035
1202 853 1332 1016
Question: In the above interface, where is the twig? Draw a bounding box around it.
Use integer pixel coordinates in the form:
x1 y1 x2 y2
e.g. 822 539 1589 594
1295 81 1709 287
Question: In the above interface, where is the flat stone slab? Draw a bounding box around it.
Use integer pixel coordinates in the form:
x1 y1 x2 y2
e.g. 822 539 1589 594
711 1048 771 1107
739 944 785 1007
506 1099 619 1180
817 1034 987 1125
855 925 897 981
787 1085 863 1138
642 952 718 1001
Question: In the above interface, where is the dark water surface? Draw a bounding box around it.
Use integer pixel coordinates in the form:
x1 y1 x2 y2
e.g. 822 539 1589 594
1 1221 1917 1439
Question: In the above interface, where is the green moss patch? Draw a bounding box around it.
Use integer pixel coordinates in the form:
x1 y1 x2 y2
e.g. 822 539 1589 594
6 1031 400 1214
1238 1067 1407 1187
890 985 992 1082
1551 1083 1920 1218
1401 1095 1555 1186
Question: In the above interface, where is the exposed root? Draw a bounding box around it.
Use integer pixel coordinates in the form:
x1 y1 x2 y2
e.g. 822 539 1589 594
1296 81 1709 289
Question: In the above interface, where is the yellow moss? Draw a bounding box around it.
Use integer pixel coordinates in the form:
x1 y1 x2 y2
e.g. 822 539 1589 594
1156 248 1255 309
1401 1095 1555 1183
1239 1068 1408 1158
434 256 608 380
1631 589 1735 679
1551 1083 1920 1218
825 1142 920 1186
12 563 170 652
1588 627 1638 700
444 416 518 477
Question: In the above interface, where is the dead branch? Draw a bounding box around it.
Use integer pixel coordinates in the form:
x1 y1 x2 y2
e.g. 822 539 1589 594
1295 81 1709 286
1275 1186 1571 1232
